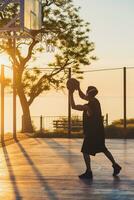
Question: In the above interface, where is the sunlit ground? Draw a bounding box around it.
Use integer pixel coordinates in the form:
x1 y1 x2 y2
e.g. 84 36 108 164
0 132 30 147
0 138 133 199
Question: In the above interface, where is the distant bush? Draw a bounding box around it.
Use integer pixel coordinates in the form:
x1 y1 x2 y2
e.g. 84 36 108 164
33 132 83 138
112 118 134 126
33 125 134 139
105 125 134 138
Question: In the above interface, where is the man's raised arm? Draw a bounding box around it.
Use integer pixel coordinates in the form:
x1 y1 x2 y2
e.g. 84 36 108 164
77 83 88 100
70 92 88 111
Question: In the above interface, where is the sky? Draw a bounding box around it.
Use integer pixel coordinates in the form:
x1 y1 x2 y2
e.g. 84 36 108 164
74 0 134 68
2 0 134 68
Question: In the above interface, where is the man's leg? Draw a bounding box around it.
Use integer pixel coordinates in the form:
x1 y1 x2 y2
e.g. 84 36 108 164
83 153 91 172
103 149 122 176
79 153 93 179
103 149 116 165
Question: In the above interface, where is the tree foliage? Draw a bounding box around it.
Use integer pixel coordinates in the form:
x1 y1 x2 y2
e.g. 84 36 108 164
0 0 96 105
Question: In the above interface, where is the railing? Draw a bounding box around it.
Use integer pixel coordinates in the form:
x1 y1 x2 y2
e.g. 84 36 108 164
32 116 83 134
22 114 109 133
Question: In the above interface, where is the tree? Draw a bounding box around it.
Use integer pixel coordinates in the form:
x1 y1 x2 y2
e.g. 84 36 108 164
0 0 96 132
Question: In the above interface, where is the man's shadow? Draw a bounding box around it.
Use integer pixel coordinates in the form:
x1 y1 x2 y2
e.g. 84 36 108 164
79 175 121 188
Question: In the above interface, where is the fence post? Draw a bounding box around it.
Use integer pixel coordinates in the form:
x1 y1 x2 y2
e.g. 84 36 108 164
106 113 108 126
1 65 4 144
68 68 72 137
40 115 43 133
123 67 127 139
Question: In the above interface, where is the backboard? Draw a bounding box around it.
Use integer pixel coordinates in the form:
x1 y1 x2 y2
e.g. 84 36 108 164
23 0 42 31
0 0 42 39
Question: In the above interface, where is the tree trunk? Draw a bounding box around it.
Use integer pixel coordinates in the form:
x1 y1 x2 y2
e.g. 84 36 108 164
17 87 33 133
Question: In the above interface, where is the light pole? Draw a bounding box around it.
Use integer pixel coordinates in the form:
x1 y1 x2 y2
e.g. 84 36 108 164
13 33 17 139
1 64 4 143
123 67 127 139
68 68 71 137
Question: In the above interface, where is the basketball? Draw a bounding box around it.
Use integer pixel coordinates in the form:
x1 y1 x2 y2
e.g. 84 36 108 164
66 78 79 91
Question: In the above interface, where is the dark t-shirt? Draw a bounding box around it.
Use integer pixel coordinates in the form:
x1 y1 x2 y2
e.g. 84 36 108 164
83 98 104 137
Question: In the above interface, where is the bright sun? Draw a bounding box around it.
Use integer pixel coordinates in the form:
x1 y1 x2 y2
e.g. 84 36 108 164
0 54 10 66
0 54 12 78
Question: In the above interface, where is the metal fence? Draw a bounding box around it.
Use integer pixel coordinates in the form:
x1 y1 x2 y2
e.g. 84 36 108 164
1 66 134 138
28 114 109 134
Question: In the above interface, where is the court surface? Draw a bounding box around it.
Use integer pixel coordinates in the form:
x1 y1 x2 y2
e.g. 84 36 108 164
0 138 134 200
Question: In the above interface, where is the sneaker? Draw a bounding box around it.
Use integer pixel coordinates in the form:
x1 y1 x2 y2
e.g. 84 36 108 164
112 163 122 176
79 170 93 179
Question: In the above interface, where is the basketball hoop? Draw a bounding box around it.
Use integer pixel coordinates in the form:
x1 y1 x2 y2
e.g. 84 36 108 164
42 33 56 52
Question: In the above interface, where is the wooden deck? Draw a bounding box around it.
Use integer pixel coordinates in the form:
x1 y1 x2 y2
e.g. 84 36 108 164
0 138 134 200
